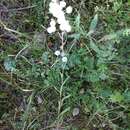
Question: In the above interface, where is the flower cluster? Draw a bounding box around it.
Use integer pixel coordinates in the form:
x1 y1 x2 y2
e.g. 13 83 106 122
47 0 73 33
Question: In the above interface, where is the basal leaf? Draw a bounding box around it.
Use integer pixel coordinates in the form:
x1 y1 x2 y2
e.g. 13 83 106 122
89 14 98 33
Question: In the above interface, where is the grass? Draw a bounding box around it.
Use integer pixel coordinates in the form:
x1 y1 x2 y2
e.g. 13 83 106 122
0 0 130 130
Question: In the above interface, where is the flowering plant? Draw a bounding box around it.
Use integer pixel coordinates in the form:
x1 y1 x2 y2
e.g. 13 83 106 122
46 0 73 63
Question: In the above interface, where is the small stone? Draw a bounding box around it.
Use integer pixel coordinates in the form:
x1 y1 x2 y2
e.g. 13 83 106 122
72 107 80 116
79 88 85 94
37 96 43 104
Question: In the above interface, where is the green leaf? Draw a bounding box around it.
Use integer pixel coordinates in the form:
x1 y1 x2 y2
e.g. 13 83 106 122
110 91 124 103
129 0 130 4
113 1 122 12
87 70 100 82
90 39 100 53
99 89 112 98
41 52 49 64
4 57 16 71
124 91 130 102
89 14 98 33
68 33 80 40
84 57 94 69
99 73 108 80
74 13 81 30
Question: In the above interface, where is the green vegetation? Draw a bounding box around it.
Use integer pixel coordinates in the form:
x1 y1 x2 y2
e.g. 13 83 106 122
0 0 130 130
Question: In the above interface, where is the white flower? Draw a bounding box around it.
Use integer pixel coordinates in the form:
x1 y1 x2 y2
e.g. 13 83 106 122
51 0 57 2
47 26 56 33
49 2 62 17
60 1 66 8
62 56 68 63
65 24 71 32
59 24 68 32
54 50 61 56
59 21 71 32
49 2 54 8
50 19 56 27
51 26 56 32
66 6 73 14
56 11 65 20
57 16 66 24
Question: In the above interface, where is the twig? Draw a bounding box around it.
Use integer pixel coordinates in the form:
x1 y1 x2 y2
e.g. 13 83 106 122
0 20 22 35
15 44 29 60
8 5 37 11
